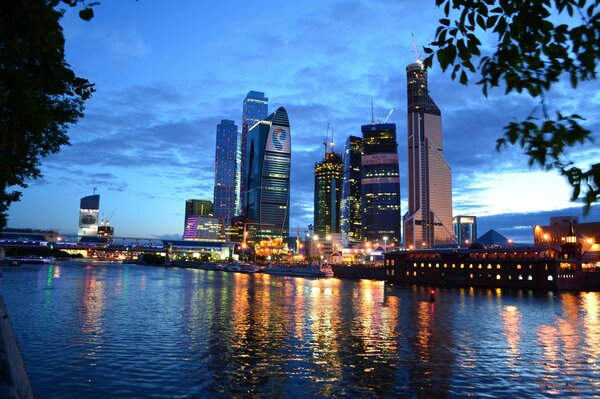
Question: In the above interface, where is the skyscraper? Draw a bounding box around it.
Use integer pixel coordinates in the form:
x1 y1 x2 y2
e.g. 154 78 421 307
453 215 477 246
340 135 363 245
361 123 401 244
314 145 343 236
213 120 238 227
240 91 268 216
403 63 455 248
244 107 291 239
78 194 100 239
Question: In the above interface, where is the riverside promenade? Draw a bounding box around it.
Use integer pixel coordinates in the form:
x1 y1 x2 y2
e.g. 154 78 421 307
0 295 34 399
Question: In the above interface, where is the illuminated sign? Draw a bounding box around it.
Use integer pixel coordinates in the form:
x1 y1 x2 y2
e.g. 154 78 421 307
265 126 290 154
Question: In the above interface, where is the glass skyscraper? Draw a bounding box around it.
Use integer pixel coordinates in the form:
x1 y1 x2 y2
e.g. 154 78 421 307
403 63 455 249
453 215 477 246
314 151 343 236
184 199 213 233
213 120 238 227
243 107 291 239
361 123 401 244
340 135 362 245
240 91 268 216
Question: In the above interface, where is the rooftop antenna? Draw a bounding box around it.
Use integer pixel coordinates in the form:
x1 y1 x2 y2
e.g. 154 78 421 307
412 33 422 65
371 99 374 124
92 176 97 195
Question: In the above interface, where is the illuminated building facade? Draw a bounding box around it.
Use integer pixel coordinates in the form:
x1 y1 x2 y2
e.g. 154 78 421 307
453 215 477 246
341 135 363 245
361 123 401 244
403 62 455 249
534 216 600 247
240 91 268 216
184 199 213 235
314 151 343 236
183 216 225 241
243 107 291 239
78 194 100 239
213 119 238 227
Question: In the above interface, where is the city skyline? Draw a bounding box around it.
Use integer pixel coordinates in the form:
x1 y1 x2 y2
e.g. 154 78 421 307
5 1 600 242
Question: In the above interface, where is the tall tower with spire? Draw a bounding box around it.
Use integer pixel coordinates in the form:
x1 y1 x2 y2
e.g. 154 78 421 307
403 63 455 249
314 127 344 236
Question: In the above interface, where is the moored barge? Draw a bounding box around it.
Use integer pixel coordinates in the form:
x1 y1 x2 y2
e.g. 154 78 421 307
384 239 600 291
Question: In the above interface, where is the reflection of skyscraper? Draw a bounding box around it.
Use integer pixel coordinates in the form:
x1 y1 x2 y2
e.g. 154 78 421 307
341 136 363 245
214 120 238 227
403 63 455 249
361 123 401 244
244 107 291 239
78 194 100 239
453 215 477 246
314 149 343 236
240 91 268 216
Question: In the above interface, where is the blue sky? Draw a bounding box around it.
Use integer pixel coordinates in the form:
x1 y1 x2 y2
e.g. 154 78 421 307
7 0 600 242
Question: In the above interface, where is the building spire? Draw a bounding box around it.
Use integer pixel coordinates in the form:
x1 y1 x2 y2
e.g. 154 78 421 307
323 123 330 157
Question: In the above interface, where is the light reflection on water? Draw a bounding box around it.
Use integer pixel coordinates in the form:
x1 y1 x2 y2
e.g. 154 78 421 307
0 261 599 398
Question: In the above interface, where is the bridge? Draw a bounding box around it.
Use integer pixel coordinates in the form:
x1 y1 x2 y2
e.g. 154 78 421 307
0 231 237 260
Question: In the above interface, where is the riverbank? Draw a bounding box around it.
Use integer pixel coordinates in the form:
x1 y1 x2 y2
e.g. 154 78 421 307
0 295 34 399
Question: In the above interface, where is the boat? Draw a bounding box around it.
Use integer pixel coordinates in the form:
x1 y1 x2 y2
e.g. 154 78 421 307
224 263 241 272
384 243 600 291
14 256 55 265
239 263 259 273
264 263 334 278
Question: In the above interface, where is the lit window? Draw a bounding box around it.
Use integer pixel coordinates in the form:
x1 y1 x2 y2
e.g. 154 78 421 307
478 264 482 269
487 264 492 269
496 264 501 269
517 264 522 270
496 274 501 280
528 275 533 281
547 275 553 281
518 275 523 280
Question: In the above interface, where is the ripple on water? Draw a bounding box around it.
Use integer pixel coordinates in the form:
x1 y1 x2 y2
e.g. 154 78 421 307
0 262 599 398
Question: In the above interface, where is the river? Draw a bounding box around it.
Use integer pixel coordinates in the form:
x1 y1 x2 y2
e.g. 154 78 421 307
0 260 598 398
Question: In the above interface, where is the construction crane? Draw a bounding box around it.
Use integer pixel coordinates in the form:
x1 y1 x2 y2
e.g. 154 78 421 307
323 123 330 156
412 33 422 65
384 107 395 123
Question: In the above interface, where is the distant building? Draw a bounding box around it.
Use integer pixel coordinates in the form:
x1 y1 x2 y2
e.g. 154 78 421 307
314 146 343 236
341 135 363 246
534 216 600 247
243 107 291 240
453 215 477 246
240 91 268 216
361 123 401 244
78 194 100 239
403 62 455 249
183 215 224 241
213 119 238 227
184 199 212 232
477 229 509 247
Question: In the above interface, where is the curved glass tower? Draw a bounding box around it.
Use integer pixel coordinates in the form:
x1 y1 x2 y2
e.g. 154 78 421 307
403 63 455 248
244 107 291 239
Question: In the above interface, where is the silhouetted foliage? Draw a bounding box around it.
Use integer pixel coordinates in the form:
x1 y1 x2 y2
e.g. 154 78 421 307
424 0 599 213
0 1 96 229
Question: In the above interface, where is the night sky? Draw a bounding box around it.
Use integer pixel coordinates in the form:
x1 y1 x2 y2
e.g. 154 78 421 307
7 0 600 242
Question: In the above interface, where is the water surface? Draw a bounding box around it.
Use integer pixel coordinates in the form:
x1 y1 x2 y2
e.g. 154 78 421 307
0 260 598 398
